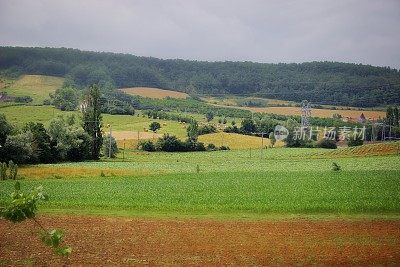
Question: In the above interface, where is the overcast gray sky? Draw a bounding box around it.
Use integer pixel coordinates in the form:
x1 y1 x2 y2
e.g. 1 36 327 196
1 0 399 69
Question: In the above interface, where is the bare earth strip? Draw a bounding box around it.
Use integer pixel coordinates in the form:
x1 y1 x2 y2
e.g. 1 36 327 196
120 87 189 99
1 215 400 266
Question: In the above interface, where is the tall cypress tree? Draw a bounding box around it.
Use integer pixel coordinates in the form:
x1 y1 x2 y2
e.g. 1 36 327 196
82 84 103 159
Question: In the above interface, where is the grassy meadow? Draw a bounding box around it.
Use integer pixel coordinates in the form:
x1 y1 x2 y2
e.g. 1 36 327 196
0 75 63 105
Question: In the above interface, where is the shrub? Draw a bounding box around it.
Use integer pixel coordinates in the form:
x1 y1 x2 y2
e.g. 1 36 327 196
348 133 364 147
317 138 337 149
156 134 185 152
140 140 156 152
149 121 161 132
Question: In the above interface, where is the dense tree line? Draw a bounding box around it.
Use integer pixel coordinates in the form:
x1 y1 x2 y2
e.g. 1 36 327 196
1 46 399 107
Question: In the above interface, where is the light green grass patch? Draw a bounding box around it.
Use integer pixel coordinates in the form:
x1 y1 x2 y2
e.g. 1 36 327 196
1 75 64 105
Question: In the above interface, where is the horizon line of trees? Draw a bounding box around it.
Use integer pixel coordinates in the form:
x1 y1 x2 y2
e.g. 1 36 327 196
1 46 400 107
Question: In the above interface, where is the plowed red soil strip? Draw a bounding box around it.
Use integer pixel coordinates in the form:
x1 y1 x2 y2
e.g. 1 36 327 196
1 215 400 266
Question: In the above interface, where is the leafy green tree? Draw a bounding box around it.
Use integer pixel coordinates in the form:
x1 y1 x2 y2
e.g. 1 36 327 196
24 122 53 163
48 116 92 161
3 132 34 164
51 87 80 111
240 118 256 134
386 106 394 126
103 135 119 158
0 114 13 163
0 114 12 147
82 84 103 160
149 121 161 132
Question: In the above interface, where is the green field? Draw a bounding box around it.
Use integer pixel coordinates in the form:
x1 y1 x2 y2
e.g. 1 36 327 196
0 105 72 126
1 146 399 218
1 75 64 105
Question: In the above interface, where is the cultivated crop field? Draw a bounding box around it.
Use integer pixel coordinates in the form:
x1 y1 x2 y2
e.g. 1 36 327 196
1 144 399 216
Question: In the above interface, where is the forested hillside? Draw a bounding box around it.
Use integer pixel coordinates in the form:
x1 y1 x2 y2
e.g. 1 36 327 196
1 46 399 107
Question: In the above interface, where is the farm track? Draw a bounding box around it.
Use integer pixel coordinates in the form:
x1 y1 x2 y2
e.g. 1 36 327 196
1 215 400 266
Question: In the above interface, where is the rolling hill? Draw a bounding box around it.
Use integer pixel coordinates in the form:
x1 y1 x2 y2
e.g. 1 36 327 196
1 46 399 107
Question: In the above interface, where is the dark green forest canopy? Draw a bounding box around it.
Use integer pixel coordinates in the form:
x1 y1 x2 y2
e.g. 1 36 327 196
1 46 399 107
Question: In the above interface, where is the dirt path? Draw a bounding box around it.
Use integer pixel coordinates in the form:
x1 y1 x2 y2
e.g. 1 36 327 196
1 215 400 266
